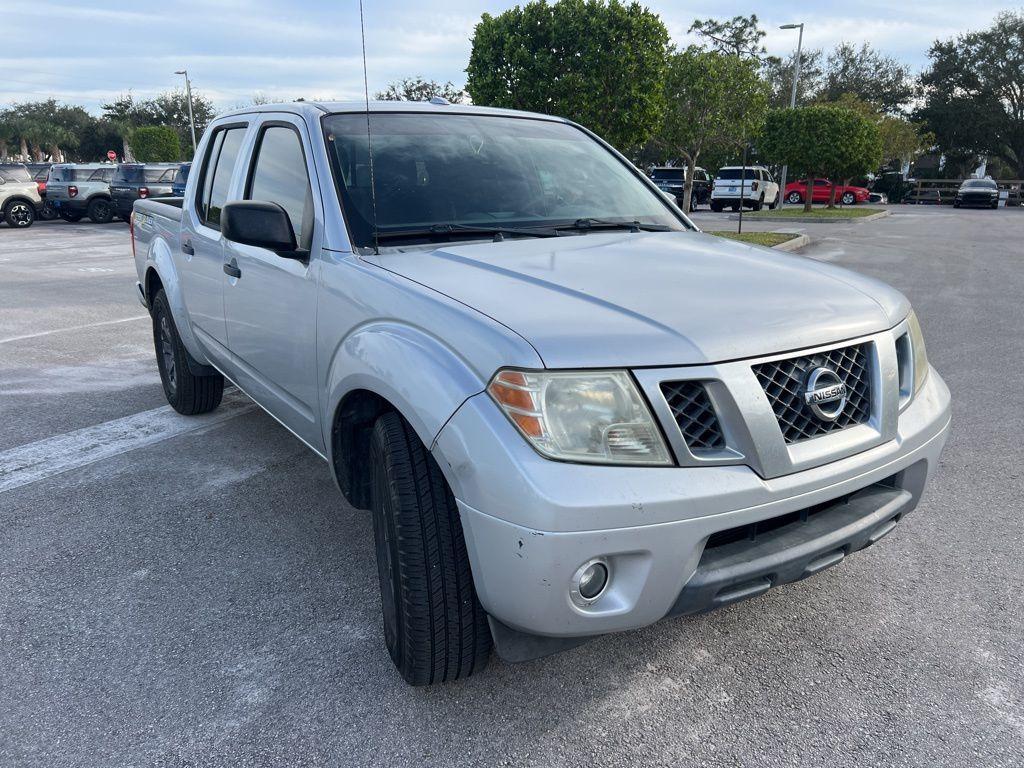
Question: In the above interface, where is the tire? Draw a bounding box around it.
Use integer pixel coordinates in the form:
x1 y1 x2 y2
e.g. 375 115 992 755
369 410 491 686
59 209 83 222
87 197 114 224
841 192 856 205
151 289 224 415
38 200 59 221
710 201 723 213
3 200 35 228
751 196 763 212
787 191 803 204
731 204 739 212
769 194 779 210
953 201 960 208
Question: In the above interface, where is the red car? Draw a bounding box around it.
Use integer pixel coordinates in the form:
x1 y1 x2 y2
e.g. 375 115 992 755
784 178 870 205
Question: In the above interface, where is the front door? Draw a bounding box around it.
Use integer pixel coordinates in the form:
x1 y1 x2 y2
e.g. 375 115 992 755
222 117 323 451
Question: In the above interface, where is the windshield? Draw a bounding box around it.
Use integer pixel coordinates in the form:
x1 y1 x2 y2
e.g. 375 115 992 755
962 179 997 189
322 113 685 248
0 166 32 183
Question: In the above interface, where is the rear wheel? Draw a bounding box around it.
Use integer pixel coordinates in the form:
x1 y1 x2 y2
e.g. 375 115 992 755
710 201 723 213
3 200 35 228
369 410 491 686
87 197 114 224
58 209 83 222
151 289 224 415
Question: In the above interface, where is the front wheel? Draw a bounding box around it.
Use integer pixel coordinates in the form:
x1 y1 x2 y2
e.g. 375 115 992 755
87 197 114 224
841 192 856 205
151 289 224 415
710 201 723 213
3 200 35 228
59 209 83 222
38 200 59 220
370 411 492 685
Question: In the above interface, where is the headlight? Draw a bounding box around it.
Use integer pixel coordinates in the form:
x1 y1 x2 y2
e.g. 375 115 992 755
898 310 929 407
487 369 673 466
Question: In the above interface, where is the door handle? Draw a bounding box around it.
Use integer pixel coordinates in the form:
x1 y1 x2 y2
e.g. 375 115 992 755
223 261 241 279
181 242 194 255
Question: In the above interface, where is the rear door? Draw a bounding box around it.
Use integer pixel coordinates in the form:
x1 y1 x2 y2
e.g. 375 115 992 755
222 116 322 450
180 123 248 350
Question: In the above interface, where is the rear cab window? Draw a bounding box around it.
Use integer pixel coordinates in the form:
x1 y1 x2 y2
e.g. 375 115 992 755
196 124 247 229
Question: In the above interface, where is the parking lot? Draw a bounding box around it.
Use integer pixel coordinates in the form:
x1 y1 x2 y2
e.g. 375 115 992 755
1 209 1022 766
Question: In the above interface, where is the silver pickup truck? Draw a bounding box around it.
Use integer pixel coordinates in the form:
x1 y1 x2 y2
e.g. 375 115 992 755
131 101 951 686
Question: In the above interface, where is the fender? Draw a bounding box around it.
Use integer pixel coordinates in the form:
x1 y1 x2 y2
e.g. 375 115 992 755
322 321 499 464
144 233 214 371
2 194 39 210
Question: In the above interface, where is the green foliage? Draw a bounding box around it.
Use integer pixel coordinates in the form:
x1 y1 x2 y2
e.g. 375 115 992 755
829 93 930 167
763 48 824 110
653 47 769 209
102 89 215 154
761 106 881 209
466 0 670 150
820 43 913 114
916 10 1024 177
131 126 181 162
689 14 765 58
376 77 467 103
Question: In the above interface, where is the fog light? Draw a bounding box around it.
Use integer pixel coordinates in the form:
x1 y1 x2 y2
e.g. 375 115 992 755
571 559 609 606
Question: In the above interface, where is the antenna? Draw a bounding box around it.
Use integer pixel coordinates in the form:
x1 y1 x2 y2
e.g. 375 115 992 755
358 0 380 255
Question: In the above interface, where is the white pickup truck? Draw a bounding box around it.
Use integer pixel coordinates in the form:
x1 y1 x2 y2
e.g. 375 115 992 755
131 101 951 686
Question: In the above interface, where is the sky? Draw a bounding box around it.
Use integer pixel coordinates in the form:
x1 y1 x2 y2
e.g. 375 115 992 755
0 0 1015 113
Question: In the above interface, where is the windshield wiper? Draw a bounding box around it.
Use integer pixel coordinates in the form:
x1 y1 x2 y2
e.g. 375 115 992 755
375 223 560 242
556 218 671 233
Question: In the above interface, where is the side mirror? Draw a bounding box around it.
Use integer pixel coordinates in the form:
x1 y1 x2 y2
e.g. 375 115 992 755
221 200 303 258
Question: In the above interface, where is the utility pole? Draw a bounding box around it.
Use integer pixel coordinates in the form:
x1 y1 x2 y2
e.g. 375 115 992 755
777 23 804 207
175 69 197 154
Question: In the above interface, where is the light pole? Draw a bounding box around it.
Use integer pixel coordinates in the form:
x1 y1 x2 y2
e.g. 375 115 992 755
777 23 804 206
174 69 197 154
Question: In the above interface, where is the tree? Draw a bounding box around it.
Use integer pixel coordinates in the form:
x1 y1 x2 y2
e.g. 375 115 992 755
131 126 181 162
653 47 769 210
376 76 467 103
689 14 765 58
916 10 1024 178
102 89 215 156
466 0 670 151
830 93 930 169
763 48 823 109
761 106 881 211
820 43 913 114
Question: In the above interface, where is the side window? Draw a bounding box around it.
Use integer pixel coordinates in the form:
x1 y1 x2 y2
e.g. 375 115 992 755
246 125 313 249
197 126 246 229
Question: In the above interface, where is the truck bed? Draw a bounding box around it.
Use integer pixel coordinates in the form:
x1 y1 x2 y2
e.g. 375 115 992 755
134 196 184 222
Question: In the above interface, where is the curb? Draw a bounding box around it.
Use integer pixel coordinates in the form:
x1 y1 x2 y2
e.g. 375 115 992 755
771 233 810 252
729 208 892 224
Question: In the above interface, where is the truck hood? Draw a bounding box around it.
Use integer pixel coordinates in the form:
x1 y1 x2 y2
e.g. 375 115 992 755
371 231 909 368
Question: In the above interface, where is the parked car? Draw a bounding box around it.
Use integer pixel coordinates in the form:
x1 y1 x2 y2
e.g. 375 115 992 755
44 163 117 223
172 162 191 196
785 178 870 206
110 163 179 220
0 163 42 228
650 166 712 211
953 178 1000 209
131 101 950 686
710 166 780 211
25 163 58 220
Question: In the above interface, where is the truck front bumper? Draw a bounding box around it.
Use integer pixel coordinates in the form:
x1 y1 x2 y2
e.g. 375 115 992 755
432 368 950 658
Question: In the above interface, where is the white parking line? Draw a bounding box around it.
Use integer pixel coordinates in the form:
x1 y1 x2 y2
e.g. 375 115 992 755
0 390 255 494
0 315 148 345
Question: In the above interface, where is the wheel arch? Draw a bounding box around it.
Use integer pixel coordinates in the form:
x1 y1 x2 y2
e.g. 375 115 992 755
142 240 212 369
324 321 494 509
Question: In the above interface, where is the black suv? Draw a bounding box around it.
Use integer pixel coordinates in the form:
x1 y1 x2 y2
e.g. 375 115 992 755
110 164 179 220
650 166 712 211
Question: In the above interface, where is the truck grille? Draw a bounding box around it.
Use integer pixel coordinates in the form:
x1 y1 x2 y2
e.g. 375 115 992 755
752 343 872 443
660 381 725 452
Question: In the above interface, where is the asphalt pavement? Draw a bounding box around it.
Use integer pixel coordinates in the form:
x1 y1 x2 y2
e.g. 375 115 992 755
1 209 1022 767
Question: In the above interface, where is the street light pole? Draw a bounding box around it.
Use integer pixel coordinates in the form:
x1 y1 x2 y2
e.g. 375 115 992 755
777 23 804 207
175 69 197 154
